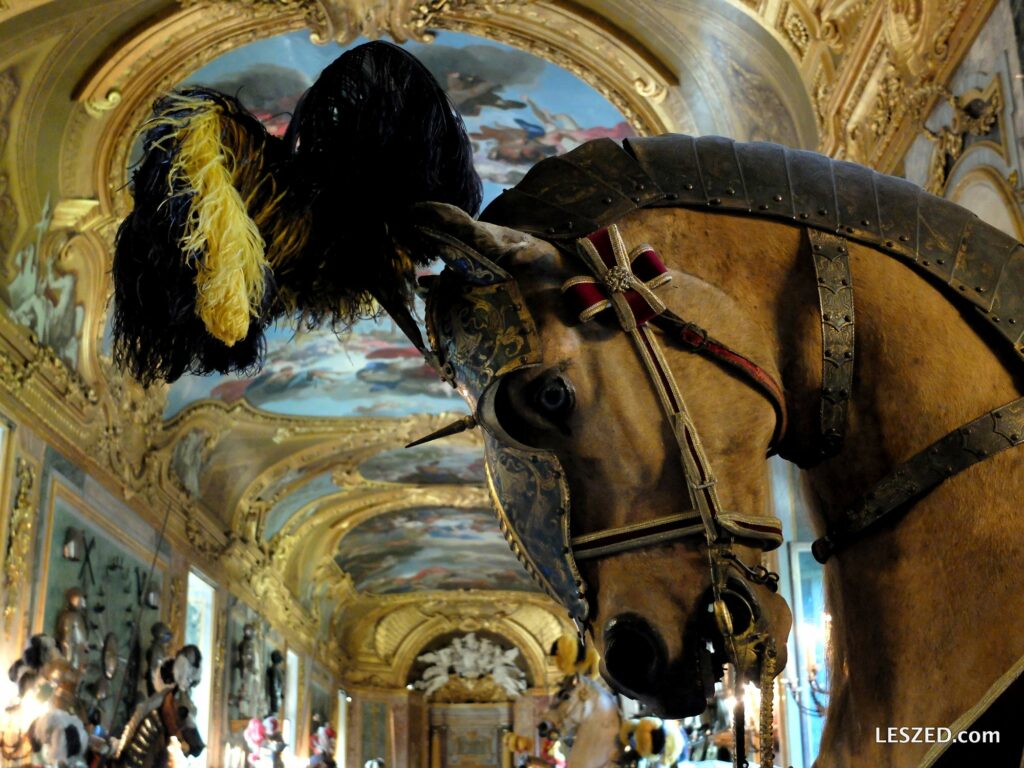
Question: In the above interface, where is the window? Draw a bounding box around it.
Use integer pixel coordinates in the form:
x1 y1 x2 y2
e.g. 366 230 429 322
185 571 216 768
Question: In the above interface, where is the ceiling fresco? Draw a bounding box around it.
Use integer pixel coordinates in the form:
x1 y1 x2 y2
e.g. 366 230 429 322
263 470 343 541
162 317 467 420
358 443 486 485
334 507 540 594
162 28 634 422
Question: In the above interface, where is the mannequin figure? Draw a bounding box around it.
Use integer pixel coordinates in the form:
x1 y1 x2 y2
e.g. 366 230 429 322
234 624 265 717
265 649 284 717
145 622 174 695
54 588 88 673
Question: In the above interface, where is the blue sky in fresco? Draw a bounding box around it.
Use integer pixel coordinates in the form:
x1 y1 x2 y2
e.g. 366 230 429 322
161 29 632 420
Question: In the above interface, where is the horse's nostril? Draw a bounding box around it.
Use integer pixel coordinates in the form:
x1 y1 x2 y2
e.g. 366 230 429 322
602 614 666 696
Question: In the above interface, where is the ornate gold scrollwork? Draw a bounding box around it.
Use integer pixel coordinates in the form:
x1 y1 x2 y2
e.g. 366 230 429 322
922 78 1003 195
2 458 35 637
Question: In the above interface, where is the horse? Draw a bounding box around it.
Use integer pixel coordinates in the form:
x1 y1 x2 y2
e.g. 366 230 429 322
406 135 1024 767
111 42 1024 767
541 675 623 768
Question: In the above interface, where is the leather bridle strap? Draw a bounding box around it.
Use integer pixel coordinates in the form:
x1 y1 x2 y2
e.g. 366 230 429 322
571 510 705 561
565 225 784 553
813 395 1024 562
652 311 788 452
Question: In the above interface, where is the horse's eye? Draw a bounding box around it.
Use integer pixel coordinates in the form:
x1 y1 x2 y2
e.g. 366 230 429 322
531 374 575 420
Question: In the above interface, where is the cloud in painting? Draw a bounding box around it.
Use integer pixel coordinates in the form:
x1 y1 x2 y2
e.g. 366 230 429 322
206 64 311 136
412 43 545 87
411 43 545 116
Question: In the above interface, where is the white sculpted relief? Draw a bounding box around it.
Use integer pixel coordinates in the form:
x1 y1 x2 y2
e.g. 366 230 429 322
414 632 526 697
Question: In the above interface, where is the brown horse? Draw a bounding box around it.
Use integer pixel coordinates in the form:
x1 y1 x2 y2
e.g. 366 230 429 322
409 137 1024 767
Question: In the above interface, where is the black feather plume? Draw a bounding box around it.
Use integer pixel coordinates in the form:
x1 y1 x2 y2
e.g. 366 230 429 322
279 40 482 330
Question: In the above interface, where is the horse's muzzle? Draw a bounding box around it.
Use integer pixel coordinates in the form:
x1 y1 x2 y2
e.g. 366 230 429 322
601 613 710 718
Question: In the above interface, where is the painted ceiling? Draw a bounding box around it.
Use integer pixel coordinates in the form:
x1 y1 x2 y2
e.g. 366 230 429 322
335 506 538 594
159 28 633 595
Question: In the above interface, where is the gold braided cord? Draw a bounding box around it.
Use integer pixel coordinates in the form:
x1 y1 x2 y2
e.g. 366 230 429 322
759 639 777 768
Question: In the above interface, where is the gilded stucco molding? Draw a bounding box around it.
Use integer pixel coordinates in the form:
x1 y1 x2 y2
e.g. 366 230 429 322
738 0 995 168
813 0 996 168
816 0 872 54
340 594 570 689
2 457 35 637
921 77 1003 195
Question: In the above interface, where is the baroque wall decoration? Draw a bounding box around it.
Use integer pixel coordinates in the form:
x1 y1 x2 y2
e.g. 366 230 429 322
2 456 35 636
921 78 1003 194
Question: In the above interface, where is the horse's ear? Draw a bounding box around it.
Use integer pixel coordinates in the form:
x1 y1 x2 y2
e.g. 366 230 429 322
410 202 532 283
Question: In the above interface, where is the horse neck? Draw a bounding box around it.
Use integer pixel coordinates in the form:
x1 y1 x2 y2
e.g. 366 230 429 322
806 235 1024 763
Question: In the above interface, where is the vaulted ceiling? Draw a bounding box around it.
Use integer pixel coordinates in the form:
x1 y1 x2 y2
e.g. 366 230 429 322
0 0 992 683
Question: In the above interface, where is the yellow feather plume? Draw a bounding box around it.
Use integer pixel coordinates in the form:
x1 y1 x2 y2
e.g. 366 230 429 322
167 97 267 346
634 717 663 758
659 722 684 765
552 634 601 677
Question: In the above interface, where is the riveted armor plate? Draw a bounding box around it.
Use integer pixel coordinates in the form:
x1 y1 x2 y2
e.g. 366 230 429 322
808 229 855 458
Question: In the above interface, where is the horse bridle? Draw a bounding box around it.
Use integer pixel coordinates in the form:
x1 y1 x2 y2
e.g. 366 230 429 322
560 224 786 768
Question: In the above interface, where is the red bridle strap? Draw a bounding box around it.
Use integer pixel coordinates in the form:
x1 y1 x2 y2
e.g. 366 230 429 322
653 312 788 452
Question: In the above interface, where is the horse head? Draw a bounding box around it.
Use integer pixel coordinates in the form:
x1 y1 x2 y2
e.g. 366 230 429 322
542 673 621 768
412 202 791 718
